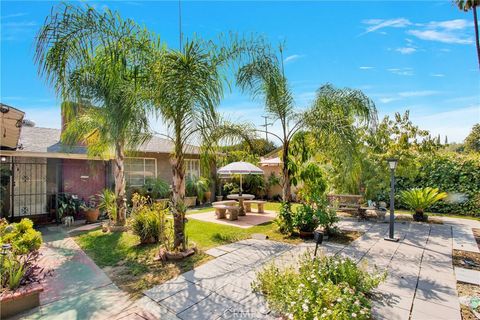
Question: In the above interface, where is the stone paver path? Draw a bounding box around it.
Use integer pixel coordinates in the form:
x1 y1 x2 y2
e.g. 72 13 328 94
142 220 468 320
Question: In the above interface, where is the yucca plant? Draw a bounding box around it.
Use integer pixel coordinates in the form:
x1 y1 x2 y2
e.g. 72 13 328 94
399 187 447 222
97 189 117 223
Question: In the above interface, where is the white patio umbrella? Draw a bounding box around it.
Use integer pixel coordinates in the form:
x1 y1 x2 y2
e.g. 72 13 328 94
217 161 264 196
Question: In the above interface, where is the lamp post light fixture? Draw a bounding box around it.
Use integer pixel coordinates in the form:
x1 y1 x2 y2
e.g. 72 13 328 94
385 158 399 242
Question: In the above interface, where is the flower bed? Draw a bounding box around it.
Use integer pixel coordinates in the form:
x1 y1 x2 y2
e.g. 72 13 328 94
0 218 45 317
253 255 386 319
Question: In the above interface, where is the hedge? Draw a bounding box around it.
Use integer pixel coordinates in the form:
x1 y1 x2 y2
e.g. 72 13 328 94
397 152 480 216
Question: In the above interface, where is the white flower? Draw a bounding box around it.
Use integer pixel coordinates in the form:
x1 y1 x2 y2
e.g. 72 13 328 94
299 283 305 288
354 300 360 306
323 307 327 311
288 314 294 320
291 301 296 306
337 298 343 302
352 313 357 318
312 279 318 283
302 303 309 312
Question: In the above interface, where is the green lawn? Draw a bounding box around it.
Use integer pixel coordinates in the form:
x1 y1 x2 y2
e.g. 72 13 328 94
74 207 300 296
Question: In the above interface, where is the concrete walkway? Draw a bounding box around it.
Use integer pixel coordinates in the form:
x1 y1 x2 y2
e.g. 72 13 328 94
141 220 468 320
12 224 141 320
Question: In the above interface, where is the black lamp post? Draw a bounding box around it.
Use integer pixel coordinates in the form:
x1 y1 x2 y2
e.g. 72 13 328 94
385 158 399 242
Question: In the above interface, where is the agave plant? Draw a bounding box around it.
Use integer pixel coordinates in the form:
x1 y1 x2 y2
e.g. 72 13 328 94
399 187 447 222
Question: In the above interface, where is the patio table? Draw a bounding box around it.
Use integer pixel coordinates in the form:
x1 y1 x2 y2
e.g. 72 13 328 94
226 194 255 216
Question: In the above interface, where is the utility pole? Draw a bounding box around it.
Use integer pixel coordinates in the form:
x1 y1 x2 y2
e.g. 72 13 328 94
260 116 273 142
179 0 183 51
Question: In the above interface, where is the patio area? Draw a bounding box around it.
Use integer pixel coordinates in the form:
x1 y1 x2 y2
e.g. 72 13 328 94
188 209 277 228
138 217 480 320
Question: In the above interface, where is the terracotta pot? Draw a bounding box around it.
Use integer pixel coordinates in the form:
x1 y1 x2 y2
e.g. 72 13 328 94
85 208 100 223
0 284 43 318
299 230 314 239
205 191 212 204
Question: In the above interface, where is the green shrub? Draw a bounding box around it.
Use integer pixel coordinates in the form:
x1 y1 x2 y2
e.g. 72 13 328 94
253 255 386 320
143 177 170 199
292 204 319 233
129 195 168 244
317 206 340 236
276 201 294 235
0 218 42 255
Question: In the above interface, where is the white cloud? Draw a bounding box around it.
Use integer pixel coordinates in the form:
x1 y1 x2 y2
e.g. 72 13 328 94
359 66 375 70
398 90 439 97
395 47 417 54
387 67 414 76
430 73 445 77
407 19 473 45
379 97 398 103
1 13 28 19
284 54 304 64
408 29 473 44
362 18 411 34
427 19 473 30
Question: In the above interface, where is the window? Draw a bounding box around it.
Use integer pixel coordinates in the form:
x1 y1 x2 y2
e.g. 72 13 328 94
185 159 200 180
125 158 156 186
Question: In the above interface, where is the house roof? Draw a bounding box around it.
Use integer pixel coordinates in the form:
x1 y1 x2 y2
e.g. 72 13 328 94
15 126 200 156
259 157 282 166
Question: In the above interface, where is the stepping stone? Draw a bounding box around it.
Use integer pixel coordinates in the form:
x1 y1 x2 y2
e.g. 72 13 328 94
205 247 229 257
455 267 480 285
452 226 480 253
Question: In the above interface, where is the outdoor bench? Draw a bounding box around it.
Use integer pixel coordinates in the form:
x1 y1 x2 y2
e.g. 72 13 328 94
243 200 267 213
327 194 363 215
212 204 240 220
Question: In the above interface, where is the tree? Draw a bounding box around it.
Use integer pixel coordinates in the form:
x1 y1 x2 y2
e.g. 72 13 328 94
455 0 480 68
464 123 480 152
150 37 261 250
34 3 154 225
237 47 377 202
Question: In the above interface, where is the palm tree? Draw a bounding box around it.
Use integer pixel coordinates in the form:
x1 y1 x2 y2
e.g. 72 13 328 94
455 0 480 68
34 3 154 225
149 37 261 250
237 46 377 202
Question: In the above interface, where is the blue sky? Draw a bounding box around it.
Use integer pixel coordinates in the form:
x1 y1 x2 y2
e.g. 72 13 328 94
1 0 479 143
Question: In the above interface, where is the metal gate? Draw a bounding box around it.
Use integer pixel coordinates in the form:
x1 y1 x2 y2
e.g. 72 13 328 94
11 157 48 217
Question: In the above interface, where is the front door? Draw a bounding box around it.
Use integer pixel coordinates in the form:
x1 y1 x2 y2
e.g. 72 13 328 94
12 157 47 217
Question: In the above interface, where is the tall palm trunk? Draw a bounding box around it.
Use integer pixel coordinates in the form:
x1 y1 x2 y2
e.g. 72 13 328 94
473 5 480 69
171 128 186 250
281 141 291 202
113 141 127 225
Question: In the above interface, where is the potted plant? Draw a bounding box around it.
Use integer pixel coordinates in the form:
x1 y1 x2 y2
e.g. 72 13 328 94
143 177 170 208
185 176 209 207
56 193 84 222
399 187 447 222
83 197 100 223
292 204 319 239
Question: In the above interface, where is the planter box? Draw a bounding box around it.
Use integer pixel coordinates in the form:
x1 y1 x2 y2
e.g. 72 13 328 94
0 284 43 318
184 197 197 207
